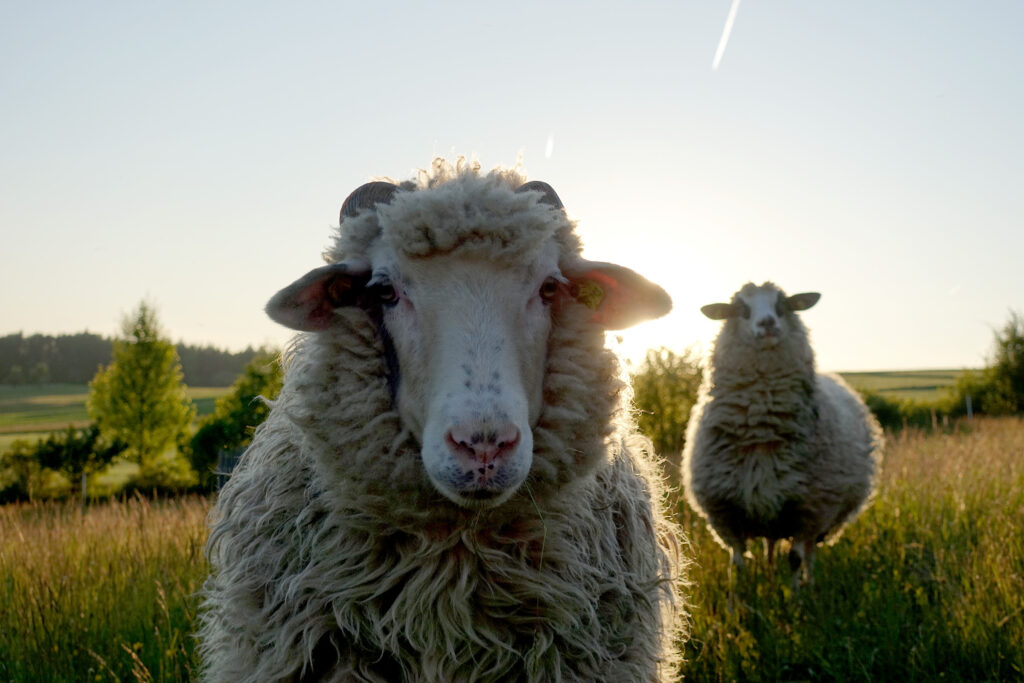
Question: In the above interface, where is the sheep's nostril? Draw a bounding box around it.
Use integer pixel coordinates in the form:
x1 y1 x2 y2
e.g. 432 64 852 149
757 316 777 329
446 424 520 464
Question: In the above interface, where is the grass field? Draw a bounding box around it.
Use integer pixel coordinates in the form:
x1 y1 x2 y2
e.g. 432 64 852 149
0 495 210 682
839 369 965 403
680 417 1024 681
1 418 1021 680
0 374 965 453
0 384 229 452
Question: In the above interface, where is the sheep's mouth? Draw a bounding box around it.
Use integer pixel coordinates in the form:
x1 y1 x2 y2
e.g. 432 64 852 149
462 489 501 501
452 487 514 510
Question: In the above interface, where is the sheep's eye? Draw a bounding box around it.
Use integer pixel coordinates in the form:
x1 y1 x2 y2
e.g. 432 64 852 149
373 283 399 307
775 299 787 316
738 301 751 319
539 278 560 304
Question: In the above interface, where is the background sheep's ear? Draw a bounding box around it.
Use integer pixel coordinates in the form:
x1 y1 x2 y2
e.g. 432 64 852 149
700 303 736 320
565 261 672 330
786 292 821 311
266 261 371 331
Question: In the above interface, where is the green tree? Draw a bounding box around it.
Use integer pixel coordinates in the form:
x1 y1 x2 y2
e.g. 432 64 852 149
631 346 704 492
34 425 125 509
87 302 195 468
986 310 1024 413
951 310 1024 416
189 349 282 489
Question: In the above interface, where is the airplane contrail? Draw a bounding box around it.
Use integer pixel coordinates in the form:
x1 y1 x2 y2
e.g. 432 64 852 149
712 0 742 71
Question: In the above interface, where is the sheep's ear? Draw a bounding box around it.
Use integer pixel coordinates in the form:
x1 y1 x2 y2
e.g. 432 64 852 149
565 261 672 330
266 260 371 331
700 303 735 320
786 292 821 311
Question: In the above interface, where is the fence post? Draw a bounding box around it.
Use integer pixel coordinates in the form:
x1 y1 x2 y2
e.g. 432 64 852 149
216 448 244 490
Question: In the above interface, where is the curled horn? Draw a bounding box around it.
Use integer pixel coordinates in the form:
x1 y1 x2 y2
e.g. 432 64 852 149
339 181 399 223
516 180 564 210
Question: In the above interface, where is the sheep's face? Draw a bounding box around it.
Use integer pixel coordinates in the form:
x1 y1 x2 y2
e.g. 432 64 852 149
363 240 560 508
701 282 820 346
266 179 673 510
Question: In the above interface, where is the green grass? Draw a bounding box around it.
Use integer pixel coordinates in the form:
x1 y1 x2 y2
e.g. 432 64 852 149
679 417 1024 681
839 369 966 403
0 384 91 431
1 419 1021 681
0 384 230 447
0 495 210 682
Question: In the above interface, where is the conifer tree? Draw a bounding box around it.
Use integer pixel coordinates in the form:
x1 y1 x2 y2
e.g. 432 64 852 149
87 302 195 467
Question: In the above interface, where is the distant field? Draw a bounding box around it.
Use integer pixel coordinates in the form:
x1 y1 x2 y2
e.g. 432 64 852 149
0 373 970 453
0 384 229 451
838 369 966 403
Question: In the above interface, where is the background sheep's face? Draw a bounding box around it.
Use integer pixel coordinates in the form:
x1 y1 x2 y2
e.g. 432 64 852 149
701 282 820 346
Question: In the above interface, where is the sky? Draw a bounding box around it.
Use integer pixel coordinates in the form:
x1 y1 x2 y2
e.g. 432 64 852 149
2 1 1022 372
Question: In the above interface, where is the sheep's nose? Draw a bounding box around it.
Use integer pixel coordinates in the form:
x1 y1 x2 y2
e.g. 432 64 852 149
445 423 521 465
757 316 777 329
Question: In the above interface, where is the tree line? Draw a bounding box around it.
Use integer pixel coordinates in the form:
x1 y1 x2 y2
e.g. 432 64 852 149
3 302 1022 505
1 302 282 503
0 331 262 386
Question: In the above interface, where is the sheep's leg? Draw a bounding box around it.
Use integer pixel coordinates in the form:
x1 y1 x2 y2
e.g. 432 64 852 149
764 537 777 571
788 538 816 587
800 539 816 586
725 538 747 614
729 542 747 569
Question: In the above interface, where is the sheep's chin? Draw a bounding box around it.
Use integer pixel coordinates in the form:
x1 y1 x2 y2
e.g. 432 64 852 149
424 467 528 510
444 486 520 511
754 333 782 347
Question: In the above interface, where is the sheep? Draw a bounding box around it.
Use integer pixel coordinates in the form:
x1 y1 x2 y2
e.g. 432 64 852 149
681 281 883 585
198 158 685 682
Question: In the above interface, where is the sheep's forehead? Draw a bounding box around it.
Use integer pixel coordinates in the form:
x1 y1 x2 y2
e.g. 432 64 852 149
373 238 560 291
377 185 561 260
737 283 783 313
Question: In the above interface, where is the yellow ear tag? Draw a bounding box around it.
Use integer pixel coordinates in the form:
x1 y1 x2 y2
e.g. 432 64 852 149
574 280 605 310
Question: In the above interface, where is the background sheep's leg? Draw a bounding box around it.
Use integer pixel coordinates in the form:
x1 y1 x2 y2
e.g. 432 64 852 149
800 539 816 585
787 538 817 587
764 537 777 571
730 542 747 568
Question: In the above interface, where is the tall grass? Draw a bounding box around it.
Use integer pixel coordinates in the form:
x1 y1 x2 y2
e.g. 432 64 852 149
0 495 209 682
679 417 1024 682
1 421 1022 681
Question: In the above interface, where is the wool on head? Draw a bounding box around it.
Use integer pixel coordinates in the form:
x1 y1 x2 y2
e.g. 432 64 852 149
328 159 582 264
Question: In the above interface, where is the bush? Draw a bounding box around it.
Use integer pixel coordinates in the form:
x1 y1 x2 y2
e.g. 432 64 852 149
0 439 71 503
122 453 199 497
630 347 703 490
860 391 953 432
188 349 282 489
948 311 1024 417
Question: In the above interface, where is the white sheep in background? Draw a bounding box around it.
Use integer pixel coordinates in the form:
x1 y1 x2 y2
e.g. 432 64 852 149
682 282 883 584
199 159 685 682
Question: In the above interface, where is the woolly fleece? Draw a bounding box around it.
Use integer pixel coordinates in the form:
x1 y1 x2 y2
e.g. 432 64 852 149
682 282 883 571
199 159 684 682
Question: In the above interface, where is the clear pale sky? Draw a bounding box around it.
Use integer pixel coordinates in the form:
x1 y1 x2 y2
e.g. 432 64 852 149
2 1 1021 372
